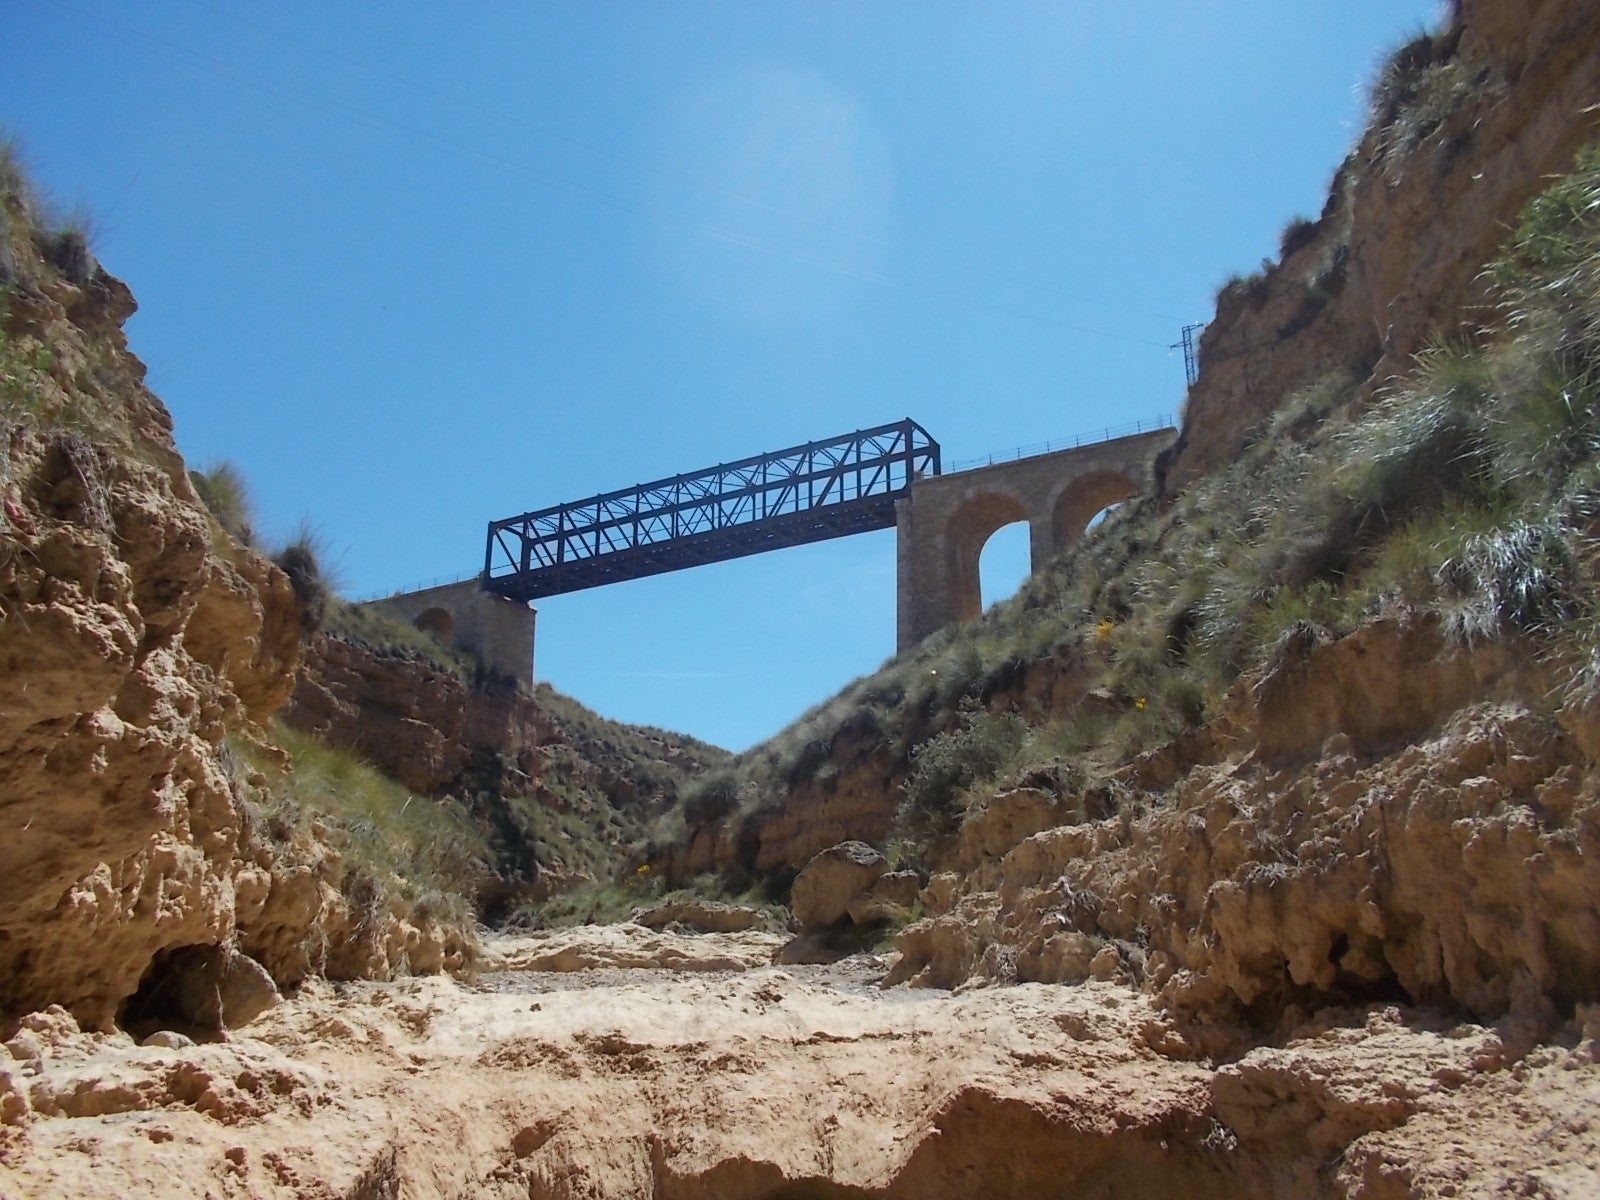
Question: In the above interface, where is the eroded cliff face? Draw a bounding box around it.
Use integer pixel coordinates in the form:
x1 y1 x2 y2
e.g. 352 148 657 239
0 250 312 1027
1161 0 1600 491
657 0 1600 1044
284 629 728 912
660 650 1091 886
285 634 551 796
889 619 1600 1031
0 216 478 1030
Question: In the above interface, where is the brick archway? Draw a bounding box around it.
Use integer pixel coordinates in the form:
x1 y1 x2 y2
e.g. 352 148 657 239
1049 469 1140 550
944 490 1031 624
413 606 456 643
895 428 1175 650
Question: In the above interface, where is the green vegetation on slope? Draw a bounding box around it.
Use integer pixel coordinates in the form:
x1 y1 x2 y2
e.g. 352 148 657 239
483 684 732 921
184 428 729 925
0 140 138 457
305 599 732 919
237 724 488 928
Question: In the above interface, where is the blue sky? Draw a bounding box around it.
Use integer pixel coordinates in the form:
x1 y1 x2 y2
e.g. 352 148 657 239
5 1 1440 750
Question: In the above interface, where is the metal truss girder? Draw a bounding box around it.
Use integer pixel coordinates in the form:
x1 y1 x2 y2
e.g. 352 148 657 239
483 418 939 600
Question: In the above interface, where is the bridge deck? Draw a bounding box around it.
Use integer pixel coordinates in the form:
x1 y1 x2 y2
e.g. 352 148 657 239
483 419 940 602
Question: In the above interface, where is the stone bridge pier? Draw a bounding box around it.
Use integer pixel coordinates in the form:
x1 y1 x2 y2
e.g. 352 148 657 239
365 579 536 687
895 427 1175 651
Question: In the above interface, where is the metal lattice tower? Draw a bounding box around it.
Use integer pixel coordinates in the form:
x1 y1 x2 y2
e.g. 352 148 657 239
1173 323 1204 389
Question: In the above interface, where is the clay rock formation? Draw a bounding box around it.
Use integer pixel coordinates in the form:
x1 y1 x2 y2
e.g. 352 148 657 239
285 633 552 795
629 899 771 934
285 627 728 919
886 620 1600 1027
0 253 308 1028
483 924 784 973
777 843 921 964
1162 0 1600 490
0 201 482 1030
659 651 1094 889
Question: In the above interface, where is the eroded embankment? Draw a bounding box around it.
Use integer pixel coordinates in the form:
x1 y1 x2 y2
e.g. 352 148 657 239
2 927 1596 1200
884 619 1600 1030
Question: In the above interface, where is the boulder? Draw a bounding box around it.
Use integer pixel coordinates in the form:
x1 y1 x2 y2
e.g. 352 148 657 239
847 870 921 926
631 900 770 934
790 841 888 930
140 1030 197 1050
159 945 282 1030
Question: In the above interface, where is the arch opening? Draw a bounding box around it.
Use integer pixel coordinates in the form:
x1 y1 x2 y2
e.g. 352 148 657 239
1086 501 1123 532
978 520 1031 613
414 606 456 643
1052 470 1139 552
946 490 1030 625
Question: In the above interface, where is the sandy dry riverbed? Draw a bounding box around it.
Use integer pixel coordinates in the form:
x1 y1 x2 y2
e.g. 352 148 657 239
2 925 1597 1199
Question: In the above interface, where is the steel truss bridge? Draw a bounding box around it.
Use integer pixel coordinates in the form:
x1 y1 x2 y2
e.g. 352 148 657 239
483 419 941 602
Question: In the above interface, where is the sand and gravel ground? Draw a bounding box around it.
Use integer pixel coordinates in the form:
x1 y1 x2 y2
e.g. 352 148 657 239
2 924 1596 1199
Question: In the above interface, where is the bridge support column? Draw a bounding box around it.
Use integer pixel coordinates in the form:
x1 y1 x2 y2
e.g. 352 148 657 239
896 495 955 654
365 580 536 688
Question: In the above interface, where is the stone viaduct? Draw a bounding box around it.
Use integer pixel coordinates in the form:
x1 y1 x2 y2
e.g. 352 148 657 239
369 424 1174 681
894 427 1175 650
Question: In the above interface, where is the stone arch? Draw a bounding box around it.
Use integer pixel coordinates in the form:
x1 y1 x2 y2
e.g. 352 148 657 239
945 490 1031 624
895 427 1177 651
414 606 456 643
1050 469 1140 553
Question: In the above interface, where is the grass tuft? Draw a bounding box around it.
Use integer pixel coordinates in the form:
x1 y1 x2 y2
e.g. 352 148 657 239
274 521 342 634
242 724 489 927
189 460 255 546
1278 215 1319 260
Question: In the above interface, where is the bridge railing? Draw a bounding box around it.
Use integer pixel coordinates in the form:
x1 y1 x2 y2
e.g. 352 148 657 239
946 414 1174 474
349 569 481 605
483 418 941 602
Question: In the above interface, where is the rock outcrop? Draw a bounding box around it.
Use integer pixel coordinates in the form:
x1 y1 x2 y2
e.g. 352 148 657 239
283 628 728 915
1161 0 1600 491
651 1 1600 1049
284 633 551 796
887 620 1600 1030
0 206 477 1030
629 899 771 934
788 840 889 929
0 248 310 1028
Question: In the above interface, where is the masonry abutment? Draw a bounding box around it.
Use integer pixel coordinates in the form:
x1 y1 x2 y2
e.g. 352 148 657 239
896 428 1176 651
365 580 536 687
